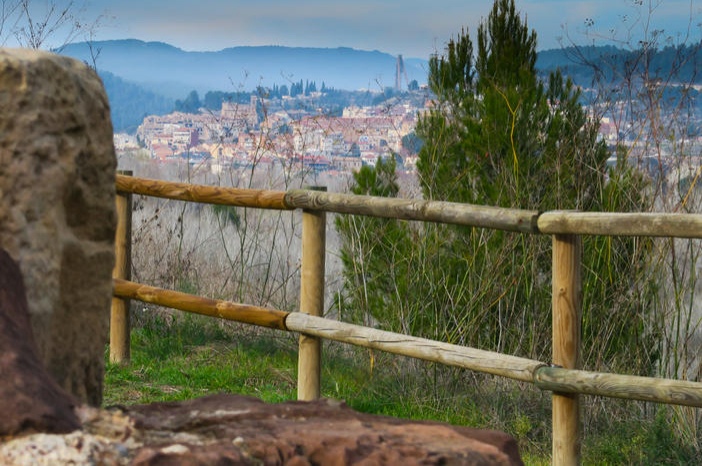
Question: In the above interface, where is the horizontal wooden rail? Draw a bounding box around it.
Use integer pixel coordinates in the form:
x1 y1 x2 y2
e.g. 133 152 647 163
113 278 702 408
538 211 702 238
113 279 289 330
285 313 546 382
116 176 702 237
285 189 540 233
116 174 292 210
535 366 702 408
113 278 545 381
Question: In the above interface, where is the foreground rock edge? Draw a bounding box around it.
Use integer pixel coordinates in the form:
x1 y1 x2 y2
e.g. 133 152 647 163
0 248 80 435
0 394 524 465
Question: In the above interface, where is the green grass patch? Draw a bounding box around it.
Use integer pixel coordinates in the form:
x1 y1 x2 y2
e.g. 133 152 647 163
104 312 700 465
105 313 298 405
582 408 700 465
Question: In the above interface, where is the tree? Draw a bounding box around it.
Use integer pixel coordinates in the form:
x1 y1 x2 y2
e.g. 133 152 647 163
175 90 201 114
290 80 303 97
401 132 423 154
335 157 413 331
413 0 651 364
348 142 361 158
337 0 651 369
418 0 605 210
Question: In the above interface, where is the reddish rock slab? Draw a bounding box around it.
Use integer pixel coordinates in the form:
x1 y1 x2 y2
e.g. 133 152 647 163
126 393 524 465
0 249 80 435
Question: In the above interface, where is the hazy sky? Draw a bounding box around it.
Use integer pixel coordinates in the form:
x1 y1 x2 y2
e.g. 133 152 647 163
59 0 702 57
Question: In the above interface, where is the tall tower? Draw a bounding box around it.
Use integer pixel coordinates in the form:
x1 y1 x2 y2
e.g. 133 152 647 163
395 55 408 91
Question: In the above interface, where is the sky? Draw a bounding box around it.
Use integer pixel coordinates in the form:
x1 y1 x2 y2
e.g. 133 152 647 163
17 0 702 58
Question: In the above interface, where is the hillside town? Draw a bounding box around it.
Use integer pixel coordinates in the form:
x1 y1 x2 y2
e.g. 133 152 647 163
119 92 425 177
114 83 702 184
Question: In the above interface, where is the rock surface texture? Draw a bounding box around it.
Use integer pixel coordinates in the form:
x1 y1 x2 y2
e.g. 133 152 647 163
0 48 116 406
126 394 525 466
0 394 524 465
0 248 80 435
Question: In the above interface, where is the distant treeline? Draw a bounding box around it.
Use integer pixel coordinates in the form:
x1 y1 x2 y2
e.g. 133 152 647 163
175 80 329 113
537 43 702 87
100 71 174 133
174 84 427 118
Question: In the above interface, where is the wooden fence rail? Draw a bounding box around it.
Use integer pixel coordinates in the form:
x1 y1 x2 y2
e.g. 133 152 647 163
112 278 702 409
284 188 540 233
539 211 702 238
116 174 291 210
113 279 289 330
117 174 702 237
111 174 702 466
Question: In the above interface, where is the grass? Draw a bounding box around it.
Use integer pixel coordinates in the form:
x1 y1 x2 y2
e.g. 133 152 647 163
105 312 298 405
104 310 700 465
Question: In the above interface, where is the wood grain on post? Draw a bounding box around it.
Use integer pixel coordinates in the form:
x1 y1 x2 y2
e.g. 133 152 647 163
113 279 289 329
110 170 133 364
115 174 291 210
552 234 582 466
297 187 326 401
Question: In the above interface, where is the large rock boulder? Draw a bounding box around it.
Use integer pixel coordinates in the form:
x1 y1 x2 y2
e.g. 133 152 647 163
0 48 116 406
0 394 524 465
126 394 524 465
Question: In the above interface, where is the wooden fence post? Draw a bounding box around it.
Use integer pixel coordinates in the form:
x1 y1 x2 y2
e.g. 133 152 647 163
552 234 582 466
110 170 133 364
298 186 326 401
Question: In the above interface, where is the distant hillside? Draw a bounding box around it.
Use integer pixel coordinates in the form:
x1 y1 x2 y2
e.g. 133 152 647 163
63 39 700 133
536 43 702 88
61 39 428 98
99 71 174 133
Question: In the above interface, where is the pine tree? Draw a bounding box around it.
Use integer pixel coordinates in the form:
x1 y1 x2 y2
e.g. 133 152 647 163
175 90 201 114
336 0 651 367
417 0 608 211
411 0 651 364
335 157 412 331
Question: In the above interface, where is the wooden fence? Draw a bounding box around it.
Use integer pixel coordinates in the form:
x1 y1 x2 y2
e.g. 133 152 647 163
111 173 702 466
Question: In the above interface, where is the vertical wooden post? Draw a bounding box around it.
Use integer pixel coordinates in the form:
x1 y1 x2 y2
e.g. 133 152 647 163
110 170 133 364
552 234 582 466
297 186 326 401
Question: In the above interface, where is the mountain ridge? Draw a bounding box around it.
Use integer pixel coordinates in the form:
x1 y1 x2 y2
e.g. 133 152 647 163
60 39 429 98
59 38 700 133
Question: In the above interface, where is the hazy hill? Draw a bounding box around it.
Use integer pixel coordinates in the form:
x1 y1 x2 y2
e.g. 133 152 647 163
62 39 700 132
537 43 702 87
99 70 174 133
61 39 428 98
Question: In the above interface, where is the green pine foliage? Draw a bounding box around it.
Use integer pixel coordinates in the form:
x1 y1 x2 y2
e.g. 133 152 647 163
337 0 654 372
335 157 413 332
414 0 654 367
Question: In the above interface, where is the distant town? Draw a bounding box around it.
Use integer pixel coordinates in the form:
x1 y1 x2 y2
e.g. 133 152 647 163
116 88 427 178
114 82 702 183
